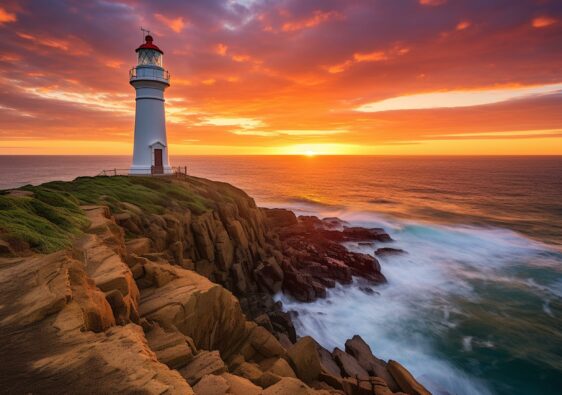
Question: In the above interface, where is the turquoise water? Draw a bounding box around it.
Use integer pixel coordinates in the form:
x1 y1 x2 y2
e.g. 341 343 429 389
1 155 561 394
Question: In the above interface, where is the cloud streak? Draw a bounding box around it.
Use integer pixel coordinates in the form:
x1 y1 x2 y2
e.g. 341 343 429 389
355 83 562 113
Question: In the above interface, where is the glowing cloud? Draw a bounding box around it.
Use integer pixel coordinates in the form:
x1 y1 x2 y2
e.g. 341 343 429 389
232 129 348 137
23 87 133 114
456 20 471 30
355 83 562 112
282 10 342 32
199 117 266 129
353 51 387 62
435 129 562 138
155 13 186 33
532 16 557 28
419 0 447 6
17 32 91 55
0 7 16 23
215 43 228 55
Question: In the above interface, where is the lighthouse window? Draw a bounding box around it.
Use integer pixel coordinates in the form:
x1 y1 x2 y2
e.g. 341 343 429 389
138 50 162 66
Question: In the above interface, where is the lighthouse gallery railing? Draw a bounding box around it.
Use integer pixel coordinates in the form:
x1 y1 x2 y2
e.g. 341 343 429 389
129 66 170 82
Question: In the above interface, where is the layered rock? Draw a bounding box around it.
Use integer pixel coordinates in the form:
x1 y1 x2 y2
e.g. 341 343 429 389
0 252 191 394
0 175 430 395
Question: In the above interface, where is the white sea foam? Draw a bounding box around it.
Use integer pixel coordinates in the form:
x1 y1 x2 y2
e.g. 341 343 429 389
276 210 562 395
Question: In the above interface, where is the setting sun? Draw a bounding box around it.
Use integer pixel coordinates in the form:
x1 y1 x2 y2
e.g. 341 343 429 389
304 150 316 157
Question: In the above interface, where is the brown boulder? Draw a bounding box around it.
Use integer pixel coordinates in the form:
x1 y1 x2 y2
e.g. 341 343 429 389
146 324 195 369
268 357 297 378
344 336 399 391
234 361 264 384
262 377 318 395
332 348 369 380
263 208 298 228
222 372 263 394
193 374 230 395
139 263 248 359
287 336 332 384
180 350 227 385
248 324 286 359
387 360 431 395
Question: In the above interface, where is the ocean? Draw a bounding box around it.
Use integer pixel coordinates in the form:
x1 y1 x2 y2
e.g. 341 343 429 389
1 155 561 395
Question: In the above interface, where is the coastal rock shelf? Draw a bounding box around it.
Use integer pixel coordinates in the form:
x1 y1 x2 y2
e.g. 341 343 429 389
0 175 430 394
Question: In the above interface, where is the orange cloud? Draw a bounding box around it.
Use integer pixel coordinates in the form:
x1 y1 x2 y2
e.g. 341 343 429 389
532 16 557 28
201 78 216 85
155 13 186 33
16 32 91 55
456 20 471 30
353 51 387 62
327 48 398 73
232 54 251 62
327 60 353 74
282 10 342 32
215 43 228 56
105 60 124 69
419 0 447 6
0 7 16 24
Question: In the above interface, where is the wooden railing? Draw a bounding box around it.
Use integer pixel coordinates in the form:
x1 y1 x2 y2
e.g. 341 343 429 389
97 168 129 176
97 166 188 177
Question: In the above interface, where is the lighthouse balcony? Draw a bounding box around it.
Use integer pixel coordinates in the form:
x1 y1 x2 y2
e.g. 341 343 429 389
129 66 170 84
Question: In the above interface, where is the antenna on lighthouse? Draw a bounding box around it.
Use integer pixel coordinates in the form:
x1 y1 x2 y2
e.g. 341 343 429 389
140 26 151 41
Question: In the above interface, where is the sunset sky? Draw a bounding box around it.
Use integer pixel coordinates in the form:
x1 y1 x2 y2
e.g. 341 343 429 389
1 0 561 155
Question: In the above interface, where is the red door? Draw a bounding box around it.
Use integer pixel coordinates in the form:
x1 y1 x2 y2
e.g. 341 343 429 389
153 149 163 174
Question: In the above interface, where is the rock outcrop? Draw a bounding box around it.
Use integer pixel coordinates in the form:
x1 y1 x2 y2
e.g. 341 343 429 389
0 175 430 394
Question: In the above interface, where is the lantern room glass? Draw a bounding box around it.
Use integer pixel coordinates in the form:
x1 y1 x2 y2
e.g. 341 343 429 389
138 49 163 67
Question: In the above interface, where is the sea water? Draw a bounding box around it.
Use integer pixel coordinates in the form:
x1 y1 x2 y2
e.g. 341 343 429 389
1 155 561 394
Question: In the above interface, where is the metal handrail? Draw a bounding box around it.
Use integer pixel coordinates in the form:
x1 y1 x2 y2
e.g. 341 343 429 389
129 66 170 82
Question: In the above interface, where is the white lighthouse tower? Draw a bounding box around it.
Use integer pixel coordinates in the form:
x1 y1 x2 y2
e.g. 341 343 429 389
129 33 172 175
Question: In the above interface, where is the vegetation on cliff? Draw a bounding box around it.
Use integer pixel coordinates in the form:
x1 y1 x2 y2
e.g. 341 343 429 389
0 176 234 254
0 188 87 253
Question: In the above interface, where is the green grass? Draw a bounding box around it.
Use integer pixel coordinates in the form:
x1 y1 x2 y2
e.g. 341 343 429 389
0 191 88 253
0 176 217 253
29 176 213 215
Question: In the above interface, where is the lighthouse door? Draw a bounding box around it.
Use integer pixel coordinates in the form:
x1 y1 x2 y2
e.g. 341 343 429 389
153 149 163 174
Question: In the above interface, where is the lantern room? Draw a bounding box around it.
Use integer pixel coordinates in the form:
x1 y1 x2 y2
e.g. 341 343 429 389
135 35 163 67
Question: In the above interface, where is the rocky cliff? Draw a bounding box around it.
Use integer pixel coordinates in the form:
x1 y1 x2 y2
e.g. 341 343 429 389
0 175 431 395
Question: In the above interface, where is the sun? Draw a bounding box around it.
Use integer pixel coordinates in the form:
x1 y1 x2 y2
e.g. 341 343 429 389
304 149 316 157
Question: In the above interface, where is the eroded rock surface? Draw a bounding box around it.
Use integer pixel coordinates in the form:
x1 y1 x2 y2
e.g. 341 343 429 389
0 176 428 395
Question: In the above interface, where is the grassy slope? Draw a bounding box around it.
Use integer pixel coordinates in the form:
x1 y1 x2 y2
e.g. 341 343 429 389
0 176 233 254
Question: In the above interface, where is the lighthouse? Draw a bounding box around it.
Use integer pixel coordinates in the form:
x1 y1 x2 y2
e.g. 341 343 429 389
129 33 172 175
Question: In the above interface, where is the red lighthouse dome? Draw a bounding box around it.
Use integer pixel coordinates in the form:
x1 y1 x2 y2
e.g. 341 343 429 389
135 35 163 54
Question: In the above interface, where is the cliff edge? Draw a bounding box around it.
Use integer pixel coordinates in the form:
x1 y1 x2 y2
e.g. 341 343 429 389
0 175 430 395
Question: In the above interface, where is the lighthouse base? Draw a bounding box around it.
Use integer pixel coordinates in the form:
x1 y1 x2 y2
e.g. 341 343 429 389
129 165 173 176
